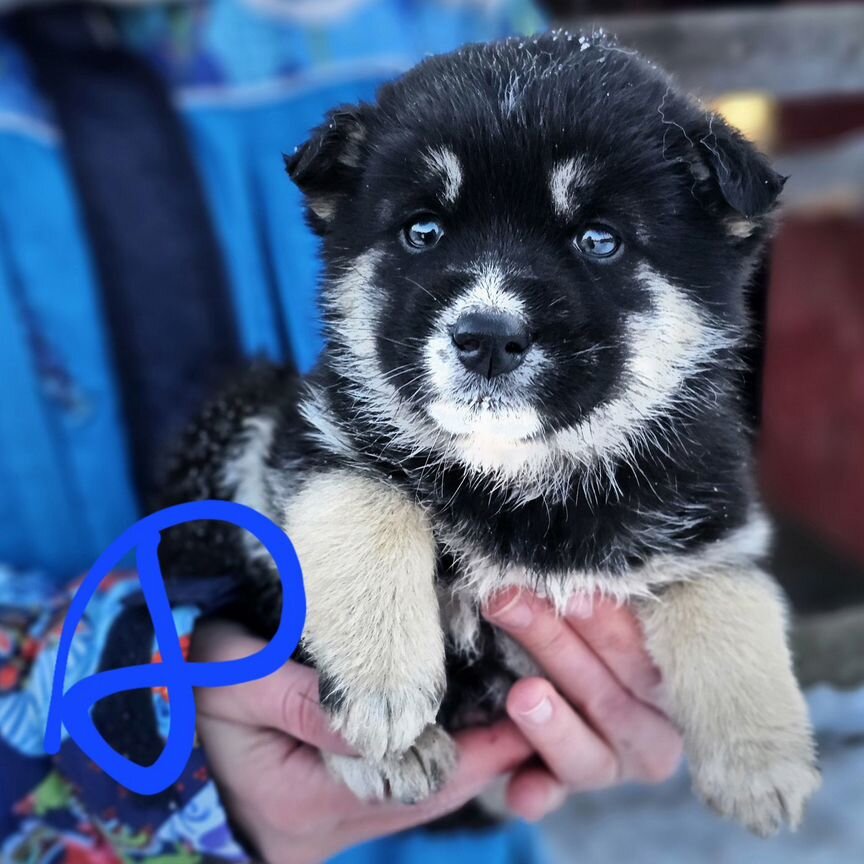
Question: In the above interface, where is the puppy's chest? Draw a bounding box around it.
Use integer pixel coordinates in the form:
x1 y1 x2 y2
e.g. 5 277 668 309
430 498 678 662
429 486 643 580
423 478 712 657
430 502 651 632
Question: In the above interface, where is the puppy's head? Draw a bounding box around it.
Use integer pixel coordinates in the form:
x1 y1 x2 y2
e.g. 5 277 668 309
287 32 783 482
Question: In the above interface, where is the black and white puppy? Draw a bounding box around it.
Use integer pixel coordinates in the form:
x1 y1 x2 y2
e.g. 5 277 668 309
160 31 819 836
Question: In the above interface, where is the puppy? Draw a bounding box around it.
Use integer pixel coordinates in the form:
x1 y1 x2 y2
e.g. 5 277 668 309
159 31 819 836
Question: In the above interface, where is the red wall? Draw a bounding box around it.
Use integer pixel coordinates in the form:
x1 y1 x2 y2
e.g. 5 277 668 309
760 216 864 563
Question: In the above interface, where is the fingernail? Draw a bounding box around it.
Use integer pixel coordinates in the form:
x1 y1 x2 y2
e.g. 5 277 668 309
517 696 553 726
484 591 532 629
566 594 595 619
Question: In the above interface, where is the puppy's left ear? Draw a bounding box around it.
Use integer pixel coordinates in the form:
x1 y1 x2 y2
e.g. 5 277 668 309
696 121 786 219
681 113 786 237
284 105 370 233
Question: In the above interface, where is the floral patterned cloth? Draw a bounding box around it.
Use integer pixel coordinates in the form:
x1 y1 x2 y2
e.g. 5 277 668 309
0 569 247 863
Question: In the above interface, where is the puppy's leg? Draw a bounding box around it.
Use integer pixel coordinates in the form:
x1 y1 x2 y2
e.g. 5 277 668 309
636 568 820 836
284 470 453 802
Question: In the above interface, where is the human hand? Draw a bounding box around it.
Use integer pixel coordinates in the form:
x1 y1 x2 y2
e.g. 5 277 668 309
483 591 683 821
191 620 534 864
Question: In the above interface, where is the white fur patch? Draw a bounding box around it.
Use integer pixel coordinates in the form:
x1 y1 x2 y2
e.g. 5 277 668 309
325 249 434 445
456 263 526 317
549 156 591 217
298 385 357 459
553 265 736 473
426 401 542 444
423 146 463 205
307 195 337 222
725 216 757 239
221 415 276 519
221 415 282 563
328 249 383 371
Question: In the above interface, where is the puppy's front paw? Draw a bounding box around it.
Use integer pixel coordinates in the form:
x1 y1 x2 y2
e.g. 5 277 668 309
326 725 457 804
694 737 821 836
321 675 443 761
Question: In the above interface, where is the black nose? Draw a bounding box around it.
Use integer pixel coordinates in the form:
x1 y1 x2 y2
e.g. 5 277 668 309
451 311 532 378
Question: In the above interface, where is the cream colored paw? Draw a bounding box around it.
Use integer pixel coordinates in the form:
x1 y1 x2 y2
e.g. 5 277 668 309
694 739 821 836
324 678 443 762
325 725 457 804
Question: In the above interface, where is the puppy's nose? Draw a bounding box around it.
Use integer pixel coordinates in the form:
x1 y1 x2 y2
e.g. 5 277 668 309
451 311 532 378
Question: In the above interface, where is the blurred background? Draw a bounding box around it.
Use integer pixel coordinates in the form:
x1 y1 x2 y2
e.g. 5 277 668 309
0 1 861 861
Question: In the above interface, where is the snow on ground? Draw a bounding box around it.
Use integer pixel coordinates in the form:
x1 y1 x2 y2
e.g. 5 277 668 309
542 686 864 863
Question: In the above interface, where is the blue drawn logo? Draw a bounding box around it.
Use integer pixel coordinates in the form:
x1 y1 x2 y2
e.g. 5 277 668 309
44 500 305 795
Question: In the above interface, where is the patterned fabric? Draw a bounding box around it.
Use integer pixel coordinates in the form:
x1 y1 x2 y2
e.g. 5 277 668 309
0 569 247 862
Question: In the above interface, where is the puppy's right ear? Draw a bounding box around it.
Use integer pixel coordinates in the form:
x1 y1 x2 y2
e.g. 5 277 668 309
284 105 370 234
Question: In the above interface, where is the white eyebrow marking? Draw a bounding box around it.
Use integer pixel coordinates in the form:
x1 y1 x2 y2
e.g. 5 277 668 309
424 146 463 205
549 156 591 217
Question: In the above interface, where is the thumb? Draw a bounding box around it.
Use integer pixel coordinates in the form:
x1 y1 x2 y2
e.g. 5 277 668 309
431 719 534 809
360 719 534 837
191 619 355 755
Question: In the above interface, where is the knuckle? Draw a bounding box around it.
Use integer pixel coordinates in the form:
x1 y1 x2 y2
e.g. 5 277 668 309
597 751 621 786
587 686 633 722
192 683 214 715
642 758 678 784
638 737 684 784
587 621 632 656
280 677 314 740
280 683 300 735
259 789 299 830
530 622 569 657
574 748 619 790
293 681 328 743
507 678 553 717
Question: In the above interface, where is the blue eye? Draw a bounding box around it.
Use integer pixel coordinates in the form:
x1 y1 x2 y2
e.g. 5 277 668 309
403 217 444 250
575 225 620 259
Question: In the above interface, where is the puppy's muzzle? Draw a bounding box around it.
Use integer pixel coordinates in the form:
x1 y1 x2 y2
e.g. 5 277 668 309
450 311 532 379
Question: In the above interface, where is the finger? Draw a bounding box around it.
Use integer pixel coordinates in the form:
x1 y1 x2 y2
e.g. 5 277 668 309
439 719 535 804
506 765 568 822
191 619 355 755
566 595 664 706
485 593 682 783
350 720 534 836
506 677 619 789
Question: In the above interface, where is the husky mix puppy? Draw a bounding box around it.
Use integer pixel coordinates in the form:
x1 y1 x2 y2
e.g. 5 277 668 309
159 31 819 836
